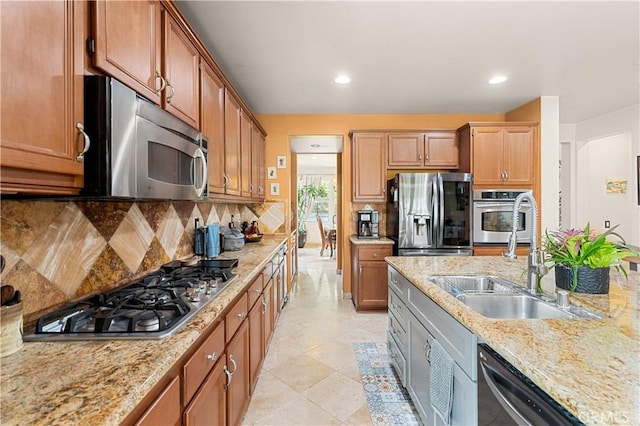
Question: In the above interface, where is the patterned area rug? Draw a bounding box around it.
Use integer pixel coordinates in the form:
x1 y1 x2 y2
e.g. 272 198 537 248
353 342 422 425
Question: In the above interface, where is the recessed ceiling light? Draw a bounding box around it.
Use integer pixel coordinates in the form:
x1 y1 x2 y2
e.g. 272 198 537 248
334 75 351 84
489 75 508 85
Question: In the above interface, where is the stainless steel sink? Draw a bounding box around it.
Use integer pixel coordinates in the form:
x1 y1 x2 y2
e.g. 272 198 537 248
425 275 520 295
456 293 576 319
426 274 602 320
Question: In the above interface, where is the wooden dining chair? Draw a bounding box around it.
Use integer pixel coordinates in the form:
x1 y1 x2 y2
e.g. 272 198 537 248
316 215 335 258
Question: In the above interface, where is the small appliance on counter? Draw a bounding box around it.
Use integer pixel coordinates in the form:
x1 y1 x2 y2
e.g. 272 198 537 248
357 209 379 239
194 219 223 257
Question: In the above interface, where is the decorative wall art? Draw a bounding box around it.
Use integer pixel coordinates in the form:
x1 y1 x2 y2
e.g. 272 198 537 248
606 180 627 194
270 183 280 195
267 167 276 179
277 156 286 169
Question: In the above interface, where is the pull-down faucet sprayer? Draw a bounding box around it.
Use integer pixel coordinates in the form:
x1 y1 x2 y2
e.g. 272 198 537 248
503 192 547 293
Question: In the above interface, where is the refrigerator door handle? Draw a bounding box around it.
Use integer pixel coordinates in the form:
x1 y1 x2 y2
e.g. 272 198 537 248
437 173 445 247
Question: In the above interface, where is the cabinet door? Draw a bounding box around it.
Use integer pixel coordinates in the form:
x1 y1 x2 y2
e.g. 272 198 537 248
262 278 275 350
251 127 265 200
352 133 386 202
471 127 504 186
184 355 227 426
407 313 435 425
135 376 181 426
248 297 264 395
424 132 458 168
93 0 161 104
387 133 423 167
163 12 199 129
201 60 226 195
226 320 250 426
503 126 535 186
1 0 85 194
224 89 242 196
357 260 390 309
240 111 253 197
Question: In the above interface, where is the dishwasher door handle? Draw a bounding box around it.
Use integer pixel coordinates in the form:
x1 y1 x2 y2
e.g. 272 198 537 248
479 350 532 426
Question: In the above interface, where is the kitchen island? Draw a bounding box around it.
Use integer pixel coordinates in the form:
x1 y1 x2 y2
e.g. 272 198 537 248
385 255 639 425
0 236 287 425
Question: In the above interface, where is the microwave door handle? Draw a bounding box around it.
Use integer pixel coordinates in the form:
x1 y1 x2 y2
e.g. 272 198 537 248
192 148 208 197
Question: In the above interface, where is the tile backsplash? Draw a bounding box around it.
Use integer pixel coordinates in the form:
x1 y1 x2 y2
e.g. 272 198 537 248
0 199 285 323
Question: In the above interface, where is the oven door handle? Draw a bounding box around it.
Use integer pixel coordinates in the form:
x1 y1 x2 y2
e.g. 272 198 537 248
479 351 532 426
192 148 208 198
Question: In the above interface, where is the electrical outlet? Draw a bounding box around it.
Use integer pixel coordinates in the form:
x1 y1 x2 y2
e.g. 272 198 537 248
604 220 611 228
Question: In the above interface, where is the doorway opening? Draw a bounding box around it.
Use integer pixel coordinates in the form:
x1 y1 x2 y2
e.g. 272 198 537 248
290 135 343 274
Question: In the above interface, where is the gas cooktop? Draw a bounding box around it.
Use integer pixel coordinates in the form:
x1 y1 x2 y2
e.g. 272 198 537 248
23 258 239 341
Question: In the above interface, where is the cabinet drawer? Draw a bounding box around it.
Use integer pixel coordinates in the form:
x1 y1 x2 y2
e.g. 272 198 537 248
387 332 407 387
388 289 407 331
407 286 477 379
388 267 409 302
247 271 264 309
388 311 407 353
135 376 181 426
358 246 391 261
183 321 225 405
226 293 248 343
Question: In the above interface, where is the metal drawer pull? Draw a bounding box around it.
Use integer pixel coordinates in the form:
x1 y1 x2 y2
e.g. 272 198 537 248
76 123 90 162
166 80 175 103
237 311 246 319
207 352 218 362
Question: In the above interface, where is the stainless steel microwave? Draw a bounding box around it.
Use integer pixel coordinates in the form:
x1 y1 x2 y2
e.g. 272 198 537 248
81 76 207 200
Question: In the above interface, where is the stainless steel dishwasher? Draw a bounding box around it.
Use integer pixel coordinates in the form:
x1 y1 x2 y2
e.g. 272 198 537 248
477 344 584 426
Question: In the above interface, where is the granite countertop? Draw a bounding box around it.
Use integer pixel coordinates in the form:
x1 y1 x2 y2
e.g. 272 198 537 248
0 236 287 426
385 255 640 425
349 235 395 245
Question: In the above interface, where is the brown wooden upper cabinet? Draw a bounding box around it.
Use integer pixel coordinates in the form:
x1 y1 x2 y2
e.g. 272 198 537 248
251 128 266 200
240 111 253 198
92 1 200 129
458 123 537 187
0 0 86 194
387 131 458 169
200 60 226 195
351 133 387 202
224 90 242 196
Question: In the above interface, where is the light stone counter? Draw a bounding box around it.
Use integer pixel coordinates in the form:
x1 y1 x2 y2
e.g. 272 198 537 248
385 255 640 425
0 236 287 426
348 235 395 245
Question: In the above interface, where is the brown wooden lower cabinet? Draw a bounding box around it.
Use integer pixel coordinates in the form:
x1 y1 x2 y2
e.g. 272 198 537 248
351 242 393 310
248 295 264 395
135 376 181 426
473 245 530 256
184 354 227 426
263 278 275 350
226 320 250 426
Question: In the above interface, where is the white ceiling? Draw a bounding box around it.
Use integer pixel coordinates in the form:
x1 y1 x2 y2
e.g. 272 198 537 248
175 1 639 123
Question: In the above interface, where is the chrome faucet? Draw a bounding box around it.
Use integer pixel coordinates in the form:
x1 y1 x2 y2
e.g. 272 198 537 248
503 192 548 294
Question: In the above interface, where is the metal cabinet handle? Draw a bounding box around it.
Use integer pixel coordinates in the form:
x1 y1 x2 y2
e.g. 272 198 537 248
223 354 237 391
237 311 246 320
155 71 166 95
255 288 262 294
223 174 229 188
207 352 218 362
504 171 508 181
373 252 378 258
76 123 90 162
425 154 429 161
418 154 422 160
166 79 175 103
250 183 254 193
424 341 432 365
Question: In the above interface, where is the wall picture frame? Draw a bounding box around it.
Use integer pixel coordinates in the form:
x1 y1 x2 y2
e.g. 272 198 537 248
277 156 286 169
270 183 280 195
267 167 276 179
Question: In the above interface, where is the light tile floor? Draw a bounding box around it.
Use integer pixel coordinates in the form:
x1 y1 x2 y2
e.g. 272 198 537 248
242 246 389 425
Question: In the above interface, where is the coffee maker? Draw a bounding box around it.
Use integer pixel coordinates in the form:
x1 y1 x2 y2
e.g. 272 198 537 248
357 210 379 239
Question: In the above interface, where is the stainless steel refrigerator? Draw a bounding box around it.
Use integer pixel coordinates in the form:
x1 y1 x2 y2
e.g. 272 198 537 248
387 173 473 256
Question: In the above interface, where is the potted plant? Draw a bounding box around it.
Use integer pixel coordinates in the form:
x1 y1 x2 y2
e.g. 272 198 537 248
297 182 328 248
543 223 636 293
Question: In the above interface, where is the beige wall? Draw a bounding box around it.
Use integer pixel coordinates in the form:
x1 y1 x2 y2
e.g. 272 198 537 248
257 113 505 293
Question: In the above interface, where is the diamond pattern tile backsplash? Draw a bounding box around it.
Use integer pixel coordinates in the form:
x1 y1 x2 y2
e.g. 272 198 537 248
0 199 285 322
